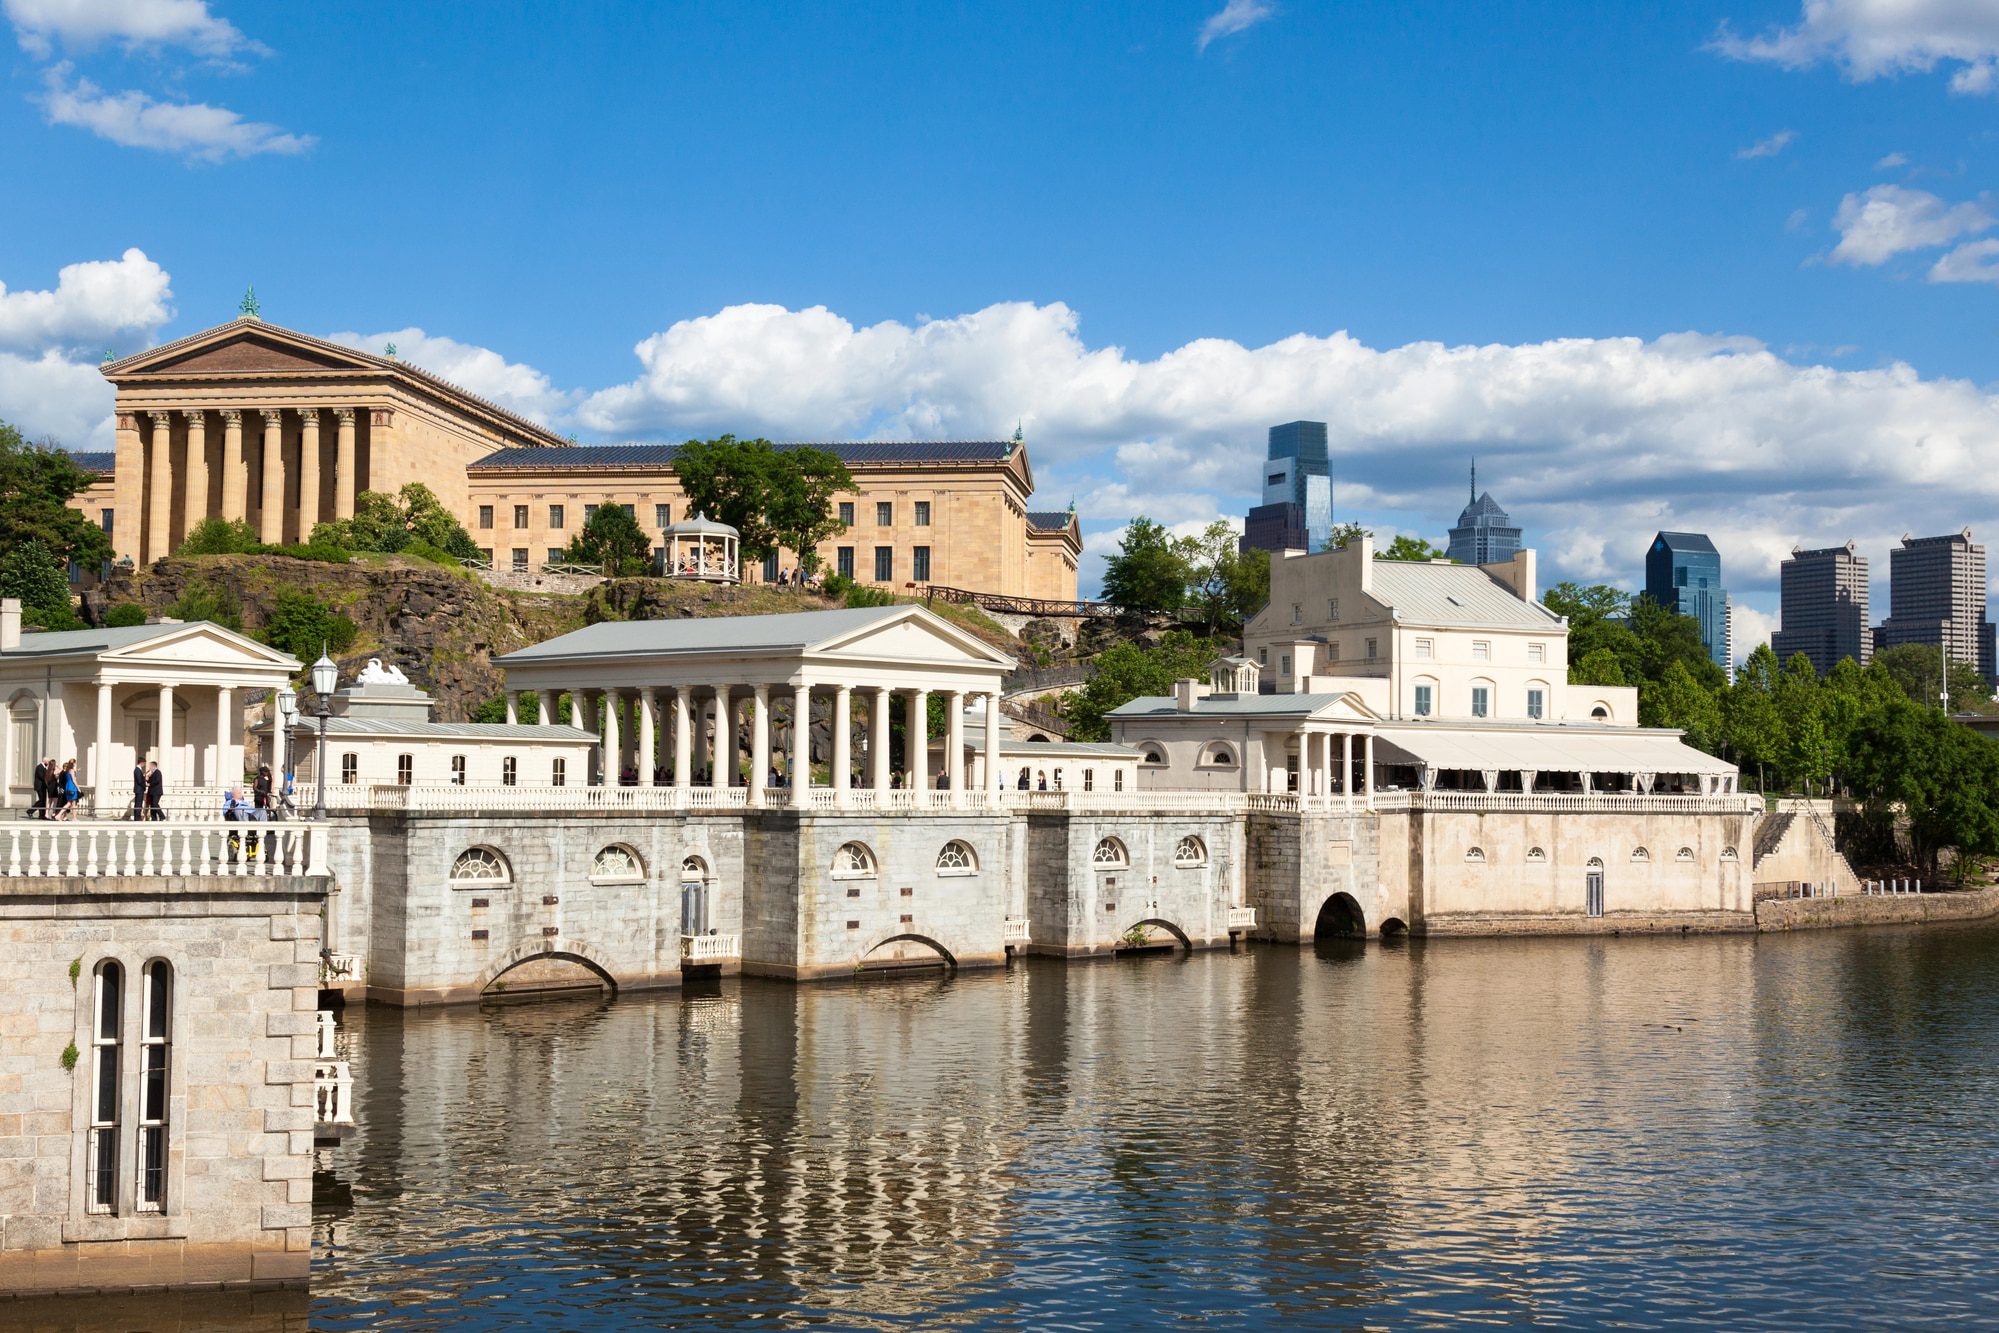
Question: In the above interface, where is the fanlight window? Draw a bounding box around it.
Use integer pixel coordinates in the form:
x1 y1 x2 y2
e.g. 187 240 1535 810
936 840 978 874
833 842 877 877
450 847 511 886
1465 846 1486 864
1092 837 1129 868
681 854 709 880
1675 847 1695 862
1720 846 1739 862
591 844 644 883
1197 743 1238 769
1526 846 1546 863
1586 856 1605 869
1173 835 1207 867
1631 846 1651 863
1138 746 1167 767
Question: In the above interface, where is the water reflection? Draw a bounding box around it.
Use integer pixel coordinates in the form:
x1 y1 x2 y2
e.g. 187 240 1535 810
33 924 1999 1329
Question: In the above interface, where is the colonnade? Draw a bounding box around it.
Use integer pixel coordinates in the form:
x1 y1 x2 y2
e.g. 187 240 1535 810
1290 729 1375 809
504 681 1005 806
121 406 371 563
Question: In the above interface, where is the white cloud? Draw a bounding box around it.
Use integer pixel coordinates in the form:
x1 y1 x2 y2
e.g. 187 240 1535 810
1715 1 1999 94
0 246 172 352
1730 603 1778 665
1197 0 1274 52
325 327 577 425
1875 150 1909 169
3 0 257 60
39 64 312 159
0 347 116 447
1829 184 1992 264
1929 237 1999 284
1736 128 1797 159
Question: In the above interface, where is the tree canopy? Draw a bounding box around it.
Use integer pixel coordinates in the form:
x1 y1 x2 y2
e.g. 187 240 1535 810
0 420 111 617
311 483 482 561
671 436 855 571
565 502 652 577
1066 631 1218 741
0 538 79 630
1102 518 1189 614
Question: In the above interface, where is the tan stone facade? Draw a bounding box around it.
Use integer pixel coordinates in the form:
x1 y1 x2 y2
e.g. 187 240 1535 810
81 318 1081 600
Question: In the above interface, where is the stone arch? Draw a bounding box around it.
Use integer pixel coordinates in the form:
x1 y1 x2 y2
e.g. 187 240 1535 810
1118 917 1192 952
1380 917 1409 937
859 933 957 973
1314 892 1366 940
475 939 618 998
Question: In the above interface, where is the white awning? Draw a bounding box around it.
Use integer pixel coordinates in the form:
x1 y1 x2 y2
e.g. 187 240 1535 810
1373 727 1736 776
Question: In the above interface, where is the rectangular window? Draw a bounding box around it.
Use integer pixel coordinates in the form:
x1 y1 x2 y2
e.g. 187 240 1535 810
1328 598 1340 621
1472 640 1491 662
912 546 931 582
874 546 893 581
1472 686 1490 718
839 501 854 527
584 504 599 522
1291 603 1302 625
396 754 413 785
511 548 528 572
1365 638 1378 660
87 962 122 1215
478 505 493 530
914 501 931 526
1327 642 1340 662
136 960 170 1212
548 547 564 565
503 757 517 787
481 548 494 566
763 552 779 582
1258 647 1268 665
876 501 894 526
552 757 567 787
1527 688 1545 720
1280 654 1291 675
549 504 565 529
837 546 855 578
655 503 671 529
1529 642 1546 664
1415 684 1433 716
513 505 528 529
451 755 466 785
1414 637 1433 659
1084 770 1095 791
1114 770 1124 791
1269 473 1285 486
100 508 113 533
341 752 358 784
620 503 635 518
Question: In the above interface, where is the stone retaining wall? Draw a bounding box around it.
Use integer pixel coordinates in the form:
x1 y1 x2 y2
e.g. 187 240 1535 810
1754 884 1999 931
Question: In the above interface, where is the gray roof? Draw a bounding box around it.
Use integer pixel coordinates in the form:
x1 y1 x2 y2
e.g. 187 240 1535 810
1456 491 1512 524
1367 561 1560 630
470 441 1017 470
958 736 1140 758
1653 531 1719 555
1026 511 1076 532
266 718 593 741
497 605 913 663
1108 692 1352 720
4 621 199 658
70 450 114 473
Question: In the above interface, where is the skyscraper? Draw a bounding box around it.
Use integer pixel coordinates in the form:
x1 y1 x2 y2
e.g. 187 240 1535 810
1874 529 1995 685
1645 531 1731 676
1770 542 1871 674
1241 421 1333 555
1444 462 1522 566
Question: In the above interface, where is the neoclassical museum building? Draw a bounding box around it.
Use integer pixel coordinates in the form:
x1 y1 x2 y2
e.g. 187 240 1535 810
70 313 1083 601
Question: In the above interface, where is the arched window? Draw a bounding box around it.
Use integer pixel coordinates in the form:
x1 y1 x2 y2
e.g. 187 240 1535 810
1197 742 1238 769
137 959 172 1212
681 854 708 880
832 841 877 878
1465 846 1486 864
591 844 645 884
936 840 978 875
1083 769 1095 791
450 847 512 886
1675 846 1695 862
87 960 122 1215
1526 846 1546 863
1586 856 1604 869
1720 846 1739 861
1631 846 1650 863
1590 705 1611 722
1138 744 1167 767
1173 835 1207 867
1092 837 1129 868
340 752 358 784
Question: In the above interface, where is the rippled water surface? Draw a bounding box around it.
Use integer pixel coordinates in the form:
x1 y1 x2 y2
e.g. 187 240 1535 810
33 925 1999 1329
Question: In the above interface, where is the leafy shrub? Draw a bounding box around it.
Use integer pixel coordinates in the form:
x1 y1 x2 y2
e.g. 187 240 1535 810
253 541 353 564
258 589 357 664
842 583 897 609
103 603 148 627
0 538 78 630
177 518 259 555
167 583 243 631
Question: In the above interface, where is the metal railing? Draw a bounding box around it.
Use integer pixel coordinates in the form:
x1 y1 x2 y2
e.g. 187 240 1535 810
1 820 330 878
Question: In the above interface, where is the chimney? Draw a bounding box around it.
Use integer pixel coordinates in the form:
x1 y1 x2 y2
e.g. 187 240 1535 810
0 598 18 652
1174 678 1209 712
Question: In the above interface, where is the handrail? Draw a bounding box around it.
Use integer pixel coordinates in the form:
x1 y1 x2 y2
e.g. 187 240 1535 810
1 820 330 878
917 584 1123 619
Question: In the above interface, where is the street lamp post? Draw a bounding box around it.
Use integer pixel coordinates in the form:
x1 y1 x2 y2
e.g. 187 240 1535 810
275 685 298 819
311 652 337 820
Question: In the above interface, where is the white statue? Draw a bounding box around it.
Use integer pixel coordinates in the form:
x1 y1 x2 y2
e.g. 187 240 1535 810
355 657 409 686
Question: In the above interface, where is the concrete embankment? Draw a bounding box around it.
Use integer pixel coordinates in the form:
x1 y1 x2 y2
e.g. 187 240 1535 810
1754 884 1999 931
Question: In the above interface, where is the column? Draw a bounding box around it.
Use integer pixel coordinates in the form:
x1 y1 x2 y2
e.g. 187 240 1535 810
182 411 208 540
790 683 811 808
333 408 357 521
257 409 284 544
1363 734 1375 797
112 412 143 562
146 411 173 562
984 691 1003 797
871 687 891 795
581 692 600 783
538 689 555 725
217 687 234 792
601 689 621 785
945 690 964 806
708 688 726 788
505 692 519 725
92 684 112 814
907 689 929 797
749 685 770 807
1342 733 1354 811
298 409 322 541
833 685 852 804
639 688 657 784
156 684 175 789
726 690 743 787
219 410 247 522
674 689 692 790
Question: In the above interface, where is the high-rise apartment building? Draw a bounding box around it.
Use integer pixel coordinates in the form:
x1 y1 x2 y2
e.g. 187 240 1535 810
1770 542 1871 674
1242 421 1333 555
1645 531 1731 675
1874 529 1996 685
1444 463 1522 566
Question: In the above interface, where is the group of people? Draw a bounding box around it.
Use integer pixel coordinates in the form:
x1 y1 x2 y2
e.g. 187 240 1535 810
20 757 289 823
27 757 82 820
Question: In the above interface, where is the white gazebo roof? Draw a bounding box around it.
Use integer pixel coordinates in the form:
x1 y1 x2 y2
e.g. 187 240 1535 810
664 512 738 538
0 619 300 688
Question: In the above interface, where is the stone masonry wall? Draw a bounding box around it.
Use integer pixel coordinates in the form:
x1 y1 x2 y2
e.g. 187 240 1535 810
0 876 323 1297
1023 810 1242 956
1247 811 1385 941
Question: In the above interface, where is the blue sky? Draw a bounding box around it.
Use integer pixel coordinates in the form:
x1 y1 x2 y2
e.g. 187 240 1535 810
5 0 1999 646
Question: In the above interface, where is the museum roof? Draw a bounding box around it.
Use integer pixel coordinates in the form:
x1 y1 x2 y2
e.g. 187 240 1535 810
469 440 1019 470
71 451 114 473
1026 510 1077 531
1368 560 1561 631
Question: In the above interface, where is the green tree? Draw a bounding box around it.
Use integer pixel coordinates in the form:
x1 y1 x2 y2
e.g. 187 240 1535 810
1178 520 1268 634
1323 521 1366 552
1629 594 1727 691
177 517 258 555
1775 654 1832 791
1642 659 1724 751
1377 534 1450 561
1870 642 1982 713
1722 644 1783 785
762 446 854 574
565 502 652 577
0 419 112 574
0 538 78 629
672 436 855 569
1102 518 1190 615
103 603 148 627
257 590 358 665
311 483 480 560
1066 631 1218 740
1847 703 1999 875
1223 544 1270 629
1571 647 1628 688
167 582 242 631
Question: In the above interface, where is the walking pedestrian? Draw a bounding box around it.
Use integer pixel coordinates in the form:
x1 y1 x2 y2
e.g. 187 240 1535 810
144 761 165 820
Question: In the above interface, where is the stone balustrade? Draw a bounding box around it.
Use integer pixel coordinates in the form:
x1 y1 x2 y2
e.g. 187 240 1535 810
0 819 330 878
680 933 741 963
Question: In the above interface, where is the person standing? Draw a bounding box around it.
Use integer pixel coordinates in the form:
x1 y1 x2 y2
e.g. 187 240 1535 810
52 760 79 821
131 758 147 821
30 757 50 820
253 765 273 816
144 760 165 820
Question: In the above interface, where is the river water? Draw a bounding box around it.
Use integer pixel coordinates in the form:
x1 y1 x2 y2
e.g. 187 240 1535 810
25 925 1999 1330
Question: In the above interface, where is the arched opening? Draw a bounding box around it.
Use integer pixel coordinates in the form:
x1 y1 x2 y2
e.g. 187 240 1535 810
1314 892 1366 940
679 855 710 937
1380 917 1409 939
859 933 956 975
480 948 616 1000
1116 917 1192 955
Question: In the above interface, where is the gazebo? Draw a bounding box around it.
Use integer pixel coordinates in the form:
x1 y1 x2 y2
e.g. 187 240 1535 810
656 513 740 583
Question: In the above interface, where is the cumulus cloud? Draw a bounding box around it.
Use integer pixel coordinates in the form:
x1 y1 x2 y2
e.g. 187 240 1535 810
0 346 117 447
39 64 312 159
325 327 577 425
0 246 172 352
1197 0 1274 52
1714 0 1999 93
1736 128 1797 159
3 0 258 60
1731 603 1779 664
1829 184 1992 265
1875 150 1909 169
1929 238 1999 284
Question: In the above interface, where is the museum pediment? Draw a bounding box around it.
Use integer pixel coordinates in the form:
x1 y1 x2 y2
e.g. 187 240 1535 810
106 318 380 379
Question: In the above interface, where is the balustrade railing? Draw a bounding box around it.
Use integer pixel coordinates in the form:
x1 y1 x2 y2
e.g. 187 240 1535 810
1 820 330 878
314 1060 355 1127
681 933 741 963
1003 916 1032 942
1227 906 1257 930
